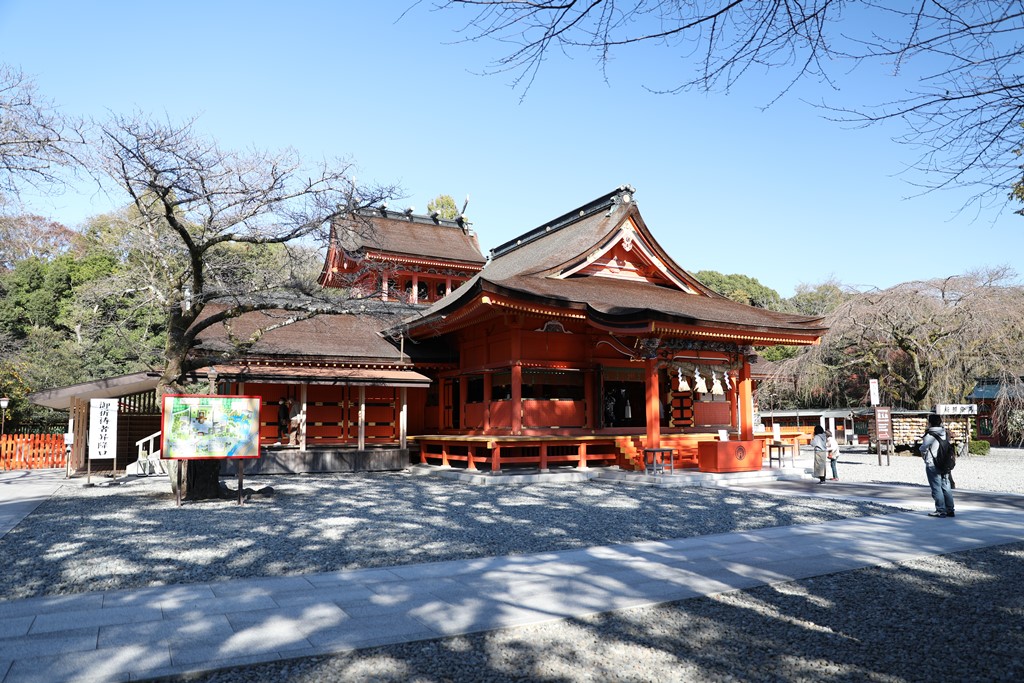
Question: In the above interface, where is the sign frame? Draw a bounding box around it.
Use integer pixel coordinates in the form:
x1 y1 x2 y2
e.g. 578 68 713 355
160 394 262 461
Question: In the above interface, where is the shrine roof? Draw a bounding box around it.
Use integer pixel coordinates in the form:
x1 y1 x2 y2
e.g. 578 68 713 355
194 306 407 362
401 186 827 341
333 210 486 267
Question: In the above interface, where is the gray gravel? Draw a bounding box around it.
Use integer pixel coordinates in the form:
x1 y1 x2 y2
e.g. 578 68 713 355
5 446 1023 682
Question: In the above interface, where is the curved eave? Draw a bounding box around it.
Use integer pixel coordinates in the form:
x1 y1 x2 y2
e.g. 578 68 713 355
364 251 485 271
404 277 826 346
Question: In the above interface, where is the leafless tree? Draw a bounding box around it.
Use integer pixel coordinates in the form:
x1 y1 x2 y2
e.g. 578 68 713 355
429 1 1024 204
0 214 76 270
0 65 83 205
93 113 399 498
776 267 1024 410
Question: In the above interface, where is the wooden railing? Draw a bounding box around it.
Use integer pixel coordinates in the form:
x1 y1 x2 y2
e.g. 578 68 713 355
0 434 67 470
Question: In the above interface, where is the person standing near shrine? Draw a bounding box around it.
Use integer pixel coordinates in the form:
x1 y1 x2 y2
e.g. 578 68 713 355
288 398 302 446
811 425 828 484
276 398 289 446
920 413 955 518
826 430 841 480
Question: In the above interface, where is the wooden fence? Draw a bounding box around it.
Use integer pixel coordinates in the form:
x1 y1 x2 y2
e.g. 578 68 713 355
0 434 67 470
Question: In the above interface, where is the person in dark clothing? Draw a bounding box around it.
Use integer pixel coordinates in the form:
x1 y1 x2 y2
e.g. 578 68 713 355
919 413 955 517
276 397 289 445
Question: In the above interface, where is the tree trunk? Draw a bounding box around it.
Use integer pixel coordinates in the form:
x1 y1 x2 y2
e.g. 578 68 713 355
185 459 223 500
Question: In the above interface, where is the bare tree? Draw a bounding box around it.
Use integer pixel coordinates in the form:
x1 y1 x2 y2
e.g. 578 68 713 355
0 213 76 269
429 1 1024 203
93 113 399 498
778 267 1024 409
0 65 83 204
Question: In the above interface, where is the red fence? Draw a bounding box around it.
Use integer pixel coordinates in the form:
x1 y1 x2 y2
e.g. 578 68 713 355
0 434 67 470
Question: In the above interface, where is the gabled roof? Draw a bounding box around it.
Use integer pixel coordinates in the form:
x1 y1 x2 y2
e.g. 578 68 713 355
401 186 828 344
320 209 486 281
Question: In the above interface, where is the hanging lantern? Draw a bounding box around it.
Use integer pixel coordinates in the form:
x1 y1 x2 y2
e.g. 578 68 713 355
711 370 724 395
693 368 708 394
677 367 690 392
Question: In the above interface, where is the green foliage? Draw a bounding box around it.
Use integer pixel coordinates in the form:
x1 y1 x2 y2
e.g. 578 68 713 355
0 212 167 400
759 345 799 362
427 194 459 220
694 270 783 310
788 280 849 316
968 439 991 455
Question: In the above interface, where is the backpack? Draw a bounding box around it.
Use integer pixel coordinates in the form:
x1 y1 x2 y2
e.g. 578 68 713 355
933 433 957 475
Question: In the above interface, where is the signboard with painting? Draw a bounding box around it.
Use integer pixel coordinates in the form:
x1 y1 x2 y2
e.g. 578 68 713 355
160 395 261 460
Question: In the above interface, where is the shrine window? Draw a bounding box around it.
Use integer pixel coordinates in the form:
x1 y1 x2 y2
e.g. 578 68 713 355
523 369 584 401
436 282 447 299
466 376 484 403
417 281 430 302
491 372 512 400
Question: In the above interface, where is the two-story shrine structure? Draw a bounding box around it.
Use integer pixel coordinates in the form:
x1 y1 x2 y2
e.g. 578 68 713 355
201 185 827 473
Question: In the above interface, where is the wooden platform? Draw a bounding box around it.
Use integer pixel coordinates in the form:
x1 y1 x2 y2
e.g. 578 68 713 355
221 446 409 475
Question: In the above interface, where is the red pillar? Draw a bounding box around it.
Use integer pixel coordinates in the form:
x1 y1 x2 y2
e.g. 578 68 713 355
511 329 523 435
739 361 754 440
583 371 594 429
511 365 523 435
645 359 661 449
483 373 492 433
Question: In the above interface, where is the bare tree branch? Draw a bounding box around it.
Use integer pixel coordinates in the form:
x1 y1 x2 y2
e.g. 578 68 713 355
428 1 1024 204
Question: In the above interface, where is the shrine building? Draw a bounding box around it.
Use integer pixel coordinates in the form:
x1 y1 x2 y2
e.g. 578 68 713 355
200 185 828 474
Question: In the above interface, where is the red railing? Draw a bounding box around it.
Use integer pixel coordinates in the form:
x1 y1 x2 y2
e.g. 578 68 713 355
0 434 67 470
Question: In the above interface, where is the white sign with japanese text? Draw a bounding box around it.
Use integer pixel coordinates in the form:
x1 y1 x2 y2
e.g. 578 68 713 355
935 404 978 415
88 399 118 460
869 379 880 406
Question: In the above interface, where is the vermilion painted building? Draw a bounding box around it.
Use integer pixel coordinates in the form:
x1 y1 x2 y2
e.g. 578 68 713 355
204 186 827 473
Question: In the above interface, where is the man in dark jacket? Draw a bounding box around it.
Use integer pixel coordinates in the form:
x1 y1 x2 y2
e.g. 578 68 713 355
276 398 289 445
919 413 955 518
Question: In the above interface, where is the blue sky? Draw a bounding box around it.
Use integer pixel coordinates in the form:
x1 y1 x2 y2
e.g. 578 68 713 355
1 1 1020 298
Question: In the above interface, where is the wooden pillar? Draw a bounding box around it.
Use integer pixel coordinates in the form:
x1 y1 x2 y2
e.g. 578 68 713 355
483 373 492 432
511 365 523 435
459 377 468 433
583 371 594 429
729 372 739 431
739 361 754 440
342 386 350 444
577 443 588 469
399 387 408 449
299 383 308 451
511 328 523 435
441 442 450 467
358 385 366 450
411 274 419 304
645 359 661 449
493 444 501 472
467 445 477 470
539 444 549 472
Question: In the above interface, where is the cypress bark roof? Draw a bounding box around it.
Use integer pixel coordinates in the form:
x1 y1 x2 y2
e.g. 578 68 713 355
402 186 827 342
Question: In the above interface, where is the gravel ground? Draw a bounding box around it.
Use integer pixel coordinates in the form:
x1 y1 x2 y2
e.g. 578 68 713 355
5 446 1024 682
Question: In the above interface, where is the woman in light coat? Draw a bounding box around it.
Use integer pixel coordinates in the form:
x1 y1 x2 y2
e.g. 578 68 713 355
811 425 828 483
